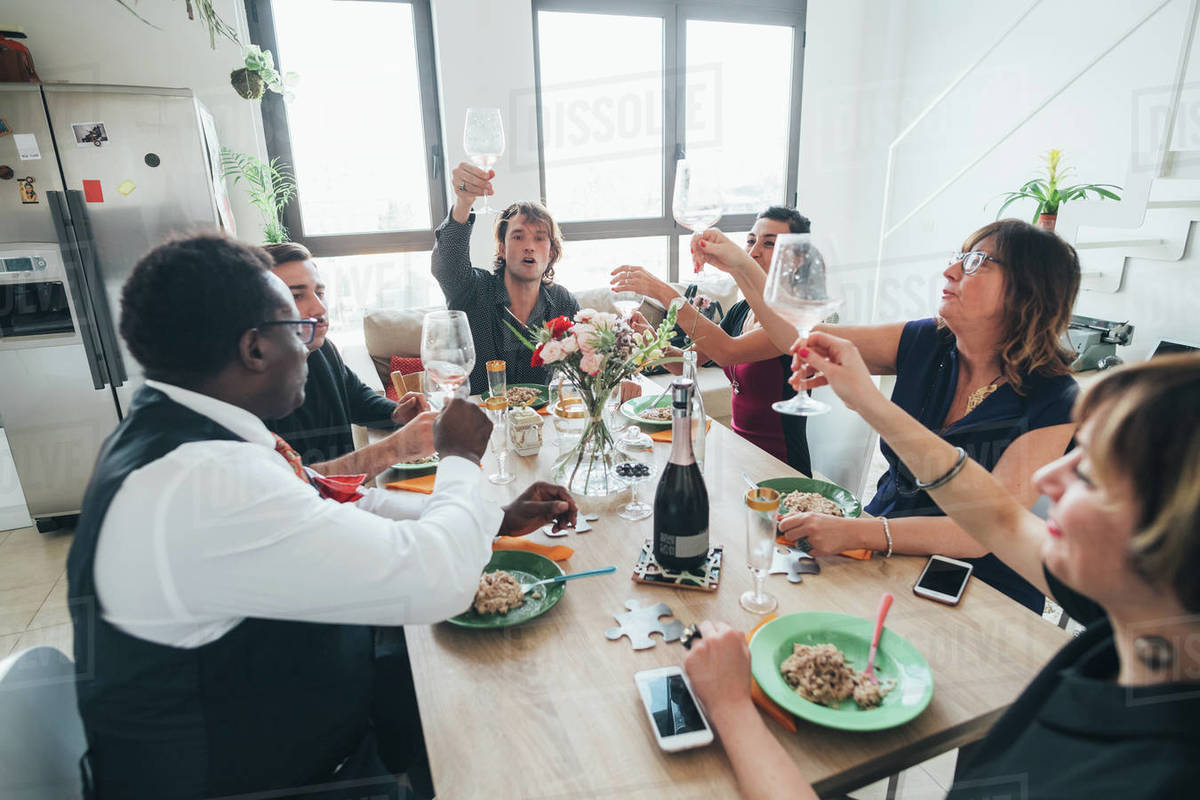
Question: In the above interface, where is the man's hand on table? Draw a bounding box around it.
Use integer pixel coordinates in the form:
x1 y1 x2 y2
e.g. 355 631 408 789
499 481 578 536
434 398 491 465
383 410 438 464
392 391 430 426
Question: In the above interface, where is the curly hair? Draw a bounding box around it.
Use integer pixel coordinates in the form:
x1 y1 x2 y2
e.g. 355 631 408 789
960 219 1079 393
492 201 564 283
119 232 282 382
1076 354 1200 612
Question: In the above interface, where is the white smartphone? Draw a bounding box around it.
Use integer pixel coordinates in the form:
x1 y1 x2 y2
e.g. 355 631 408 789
633 666 714 752
913 554 973 605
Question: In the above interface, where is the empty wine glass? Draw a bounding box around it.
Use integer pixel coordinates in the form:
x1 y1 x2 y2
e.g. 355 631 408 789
421 310 475 410
611 289 643 321
615 458 654 521
672 158 723 234
763 234 843 416
464 107 505 215
741 487 780 614
486 398 514 485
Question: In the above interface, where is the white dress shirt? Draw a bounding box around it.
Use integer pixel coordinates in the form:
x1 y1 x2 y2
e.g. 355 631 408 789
92 380 501 648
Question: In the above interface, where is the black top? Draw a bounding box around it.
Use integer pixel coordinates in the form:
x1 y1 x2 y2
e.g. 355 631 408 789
718 300 811 475
66 386 389 799
431 212 580 394
948 575 1200 799
266 339 397 465
867 319 1078 613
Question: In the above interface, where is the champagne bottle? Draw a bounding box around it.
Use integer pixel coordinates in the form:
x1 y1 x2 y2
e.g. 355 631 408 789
652 378 710 571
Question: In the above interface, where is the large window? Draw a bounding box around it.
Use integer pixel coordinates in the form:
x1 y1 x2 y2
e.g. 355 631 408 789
534 1 806 282
247 0 445 255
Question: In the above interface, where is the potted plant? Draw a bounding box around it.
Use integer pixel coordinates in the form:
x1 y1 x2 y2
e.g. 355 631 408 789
219 148 297 244
230 45 297 101
996 149 1122 231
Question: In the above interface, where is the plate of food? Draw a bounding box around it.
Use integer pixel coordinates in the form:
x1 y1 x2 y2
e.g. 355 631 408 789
390 453 439 474
482 384 550 409
756 476 863 519
447 550 565 629
619 394 673 428
749 612 933 731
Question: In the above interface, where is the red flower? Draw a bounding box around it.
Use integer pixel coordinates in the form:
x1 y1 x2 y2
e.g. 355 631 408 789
547 315 573 337
531 342 545 367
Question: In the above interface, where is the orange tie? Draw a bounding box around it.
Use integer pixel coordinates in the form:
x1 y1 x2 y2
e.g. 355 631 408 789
272 434 310 483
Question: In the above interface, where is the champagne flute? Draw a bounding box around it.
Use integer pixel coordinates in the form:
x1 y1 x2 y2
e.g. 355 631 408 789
672 157 723 234
486 397 514 485
741 487 780 614
420 310 475 410
463 107 505 215
763 234 843 416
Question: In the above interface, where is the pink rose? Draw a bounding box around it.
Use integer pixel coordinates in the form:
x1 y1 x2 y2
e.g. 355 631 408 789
580 352 602 375
540 339 566 363
573 323 597 354
560 335 579 354
575 308 597 323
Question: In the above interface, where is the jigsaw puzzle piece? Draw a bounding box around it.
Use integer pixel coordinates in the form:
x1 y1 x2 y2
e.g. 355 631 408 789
604 600 684 650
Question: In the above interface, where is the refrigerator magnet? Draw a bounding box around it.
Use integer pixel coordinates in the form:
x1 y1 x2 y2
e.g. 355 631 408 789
116 179 136 197
82 179 103 203
18 176 37 204
0 165 13 180
14 133 40 160
0 118 11 137
72 122 109 148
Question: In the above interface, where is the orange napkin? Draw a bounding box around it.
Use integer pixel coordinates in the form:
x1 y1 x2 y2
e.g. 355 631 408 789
492 536 574 562
385 474 437 494
648 419 712 443
746 614 797 732
774 535 872 561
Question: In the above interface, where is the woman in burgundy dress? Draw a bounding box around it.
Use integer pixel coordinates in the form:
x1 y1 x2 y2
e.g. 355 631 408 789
611 206 812 475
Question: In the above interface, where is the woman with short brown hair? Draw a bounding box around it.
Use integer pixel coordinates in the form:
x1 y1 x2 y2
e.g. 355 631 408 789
692 220 1081 612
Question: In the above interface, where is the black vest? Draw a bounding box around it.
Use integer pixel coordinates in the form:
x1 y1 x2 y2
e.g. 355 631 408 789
67 386 388 799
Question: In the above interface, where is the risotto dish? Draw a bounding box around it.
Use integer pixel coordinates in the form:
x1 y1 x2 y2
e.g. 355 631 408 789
472 570 525 615
779 643 893 710
780 490 844 517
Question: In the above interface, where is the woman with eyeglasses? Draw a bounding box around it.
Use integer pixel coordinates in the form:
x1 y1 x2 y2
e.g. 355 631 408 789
690 220 1081 613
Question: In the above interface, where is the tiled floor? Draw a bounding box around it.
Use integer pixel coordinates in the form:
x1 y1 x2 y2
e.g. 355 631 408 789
0 524 74 662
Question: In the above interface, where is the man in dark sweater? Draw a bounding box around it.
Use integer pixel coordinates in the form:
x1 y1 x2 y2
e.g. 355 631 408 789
432 162 580 394
263 243 435 480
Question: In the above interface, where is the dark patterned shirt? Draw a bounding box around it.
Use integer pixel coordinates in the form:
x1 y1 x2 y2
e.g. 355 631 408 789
431 212 580 394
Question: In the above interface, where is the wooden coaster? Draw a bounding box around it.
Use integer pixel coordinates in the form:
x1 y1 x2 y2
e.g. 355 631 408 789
632 539 723 592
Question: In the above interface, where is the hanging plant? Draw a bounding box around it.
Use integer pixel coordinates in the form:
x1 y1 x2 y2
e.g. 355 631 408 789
220 147 297 244
230 45 298 101
112 0 239 49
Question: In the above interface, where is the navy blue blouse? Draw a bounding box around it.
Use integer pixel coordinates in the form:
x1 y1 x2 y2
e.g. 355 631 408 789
865 318 1078 613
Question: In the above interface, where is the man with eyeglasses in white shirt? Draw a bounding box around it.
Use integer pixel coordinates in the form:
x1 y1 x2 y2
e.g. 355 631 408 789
66 232 577 800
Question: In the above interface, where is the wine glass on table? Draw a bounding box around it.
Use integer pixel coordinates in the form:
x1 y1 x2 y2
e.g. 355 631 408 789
741 487 780 614
672 158 723 275
611 289 643 322
420 310 475 411
463 107 505 215
763 234 843 416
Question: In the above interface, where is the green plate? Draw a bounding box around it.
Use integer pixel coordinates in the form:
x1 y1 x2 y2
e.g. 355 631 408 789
757 477 862 518
620 394 673 428
447 550 565 629
482 383 549 409
750 612 933 731
390 455 439 474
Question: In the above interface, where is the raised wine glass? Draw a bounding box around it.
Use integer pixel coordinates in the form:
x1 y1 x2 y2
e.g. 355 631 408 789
463 107 505 215
763 233 843 416
420 310 475 410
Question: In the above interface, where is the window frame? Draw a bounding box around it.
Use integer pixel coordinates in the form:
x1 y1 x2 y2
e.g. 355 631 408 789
245 0 448 258
531 0 806 282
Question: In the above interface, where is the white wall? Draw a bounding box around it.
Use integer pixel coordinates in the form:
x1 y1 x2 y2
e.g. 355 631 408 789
13 0 267 234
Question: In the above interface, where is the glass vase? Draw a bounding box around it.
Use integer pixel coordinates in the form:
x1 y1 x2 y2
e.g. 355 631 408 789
550 386 624 497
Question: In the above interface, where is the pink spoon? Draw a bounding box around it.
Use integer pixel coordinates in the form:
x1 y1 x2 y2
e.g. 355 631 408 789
864 591 895 685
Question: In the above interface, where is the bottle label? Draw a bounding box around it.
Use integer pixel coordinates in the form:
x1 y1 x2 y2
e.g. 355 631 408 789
661 529 710 559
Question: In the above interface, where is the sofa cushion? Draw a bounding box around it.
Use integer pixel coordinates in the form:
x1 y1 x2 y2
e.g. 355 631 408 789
363 305 441 386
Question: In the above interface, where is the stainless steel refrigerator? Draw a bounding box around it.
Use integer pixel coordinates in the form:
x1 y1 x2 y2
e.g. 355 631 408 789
0 83 231 530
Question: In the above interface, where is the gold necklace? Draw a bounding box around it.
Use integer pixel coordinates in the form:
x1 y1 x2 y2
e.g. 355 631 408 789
965 375 1003 415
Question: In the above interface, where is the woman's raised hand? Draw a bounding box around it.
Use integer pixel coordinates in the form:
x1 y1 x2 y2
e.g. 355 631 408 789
790 331 884 413
689 228 755 276
610 264 676 306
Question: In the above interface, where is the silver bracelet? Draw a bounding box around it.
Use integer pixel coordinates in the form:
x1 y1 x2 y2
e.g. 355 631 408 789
912 447 969 492
881 517 893 559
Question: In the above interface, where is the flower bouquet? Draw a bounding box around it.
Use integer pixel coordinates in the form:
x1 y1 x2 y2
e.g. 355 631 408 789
507 305 679 496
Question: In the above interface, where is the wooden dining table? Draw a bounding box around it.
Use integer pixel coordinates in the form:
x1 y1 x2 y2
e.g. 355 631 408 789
372 411 1069 799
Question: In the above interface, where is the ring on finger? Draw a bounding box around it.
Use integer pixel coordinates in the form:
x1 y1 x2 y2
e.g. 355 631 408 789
458 181 466 191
